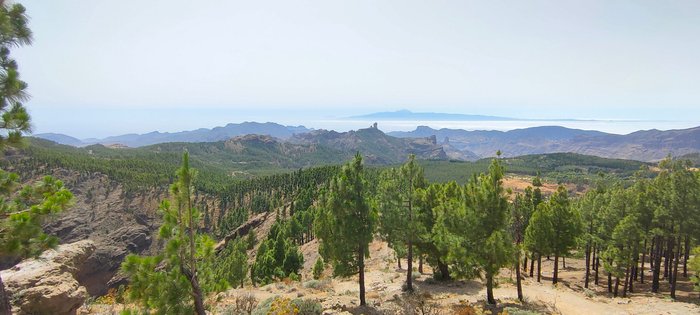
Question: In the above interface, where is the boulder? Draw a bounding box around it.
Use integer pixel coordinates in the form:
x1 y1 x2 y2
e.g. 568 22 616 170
1 240 95 315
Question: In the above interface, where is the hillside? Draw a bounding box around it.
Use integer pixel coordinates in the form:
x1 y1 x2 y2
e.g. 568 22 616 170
35 122 311 147
0 137 666 303
389 125 700 162
289 126 451 163
419 152 649 185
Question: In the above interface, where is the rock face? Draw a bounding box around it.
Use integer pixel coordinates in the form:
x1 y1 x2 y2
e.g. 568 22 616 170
1 240 96 315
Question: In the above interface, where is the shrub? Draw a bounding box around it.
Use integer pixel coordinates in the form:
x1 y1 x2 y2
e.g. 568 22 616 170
312 257 324 280
268 297 299 315
292 299 323 315
233 293 259 315
302 279 330 291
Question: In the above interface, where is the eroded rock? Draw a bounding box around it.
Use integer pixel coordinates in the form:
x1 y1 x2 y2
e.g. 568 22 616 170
1 240 95 315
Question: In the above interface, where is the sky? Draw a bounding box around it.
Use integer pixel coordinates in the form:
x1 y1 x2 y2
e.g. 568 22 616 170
12 0 700 138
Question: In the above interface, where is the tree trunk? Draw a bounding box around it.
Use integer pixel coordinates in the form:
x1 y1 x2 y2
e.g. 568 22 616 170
671 236 681 299
405 192 414 292
594 245 600 285
683 236 690 278
649 238 654 270
537 253 542 282
437 259 451 281
523 255 528 273
486 273 496 305
405 239 413 292
585 240 591 288
640 238 647 284
665 236 674 282
622 266 630 297
563 256 566 269
515 250 523 302
418 255 423 274
553 253 559 285
652 236 663 293
607 271 612 293
180 265 206 315
397 256 401 269
613 275 620 297
359 246 367 306
0 275 11 315
529 253 535 277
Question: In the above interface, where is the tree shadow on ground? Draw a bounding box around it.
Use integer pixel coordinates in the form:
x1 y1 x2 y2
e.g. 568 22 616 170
344 305 385 315
412 278 484 296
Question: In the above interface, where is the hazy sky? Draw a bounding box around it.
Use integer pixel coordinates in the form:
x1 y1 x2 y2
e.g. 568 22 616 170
13 0 700 137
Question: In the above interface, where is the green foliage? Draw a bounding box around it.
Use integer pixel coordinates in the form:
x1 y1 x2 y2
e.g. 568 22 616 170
312 256 324 280
314 153 377 305
6 138 341 203
121 152 213 314
437 157 514 304
524 204 553 257
217 208 248 238
315 153 377 276
419 153 649 185
251 221 304 285
546 187 582 259
376 154 427 290
209 237 248 289
0 171 74 258
691 247 700 293
291 298 322 315
0 2 33 150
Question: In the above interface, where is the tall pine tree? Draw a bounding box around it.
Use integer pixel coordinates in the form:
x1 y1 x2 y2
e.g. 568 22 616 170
122 152 211 315
314 153 377 306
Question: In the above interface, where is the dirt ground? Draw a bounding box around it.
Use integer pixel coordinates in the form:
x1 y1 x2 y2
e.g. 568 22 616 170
229 241 699 314
501 176 582 198
84 240 700 315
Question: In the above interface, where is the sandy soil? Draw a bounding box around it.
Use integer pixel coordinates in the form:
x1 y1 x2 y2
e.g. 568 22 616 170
84 240 700 315
201 241 699 315
502 176 582 197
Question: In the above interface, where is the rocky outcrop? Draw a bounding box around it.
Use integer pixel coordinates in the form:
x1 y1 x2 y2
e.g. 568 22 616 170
215 211 271 253
1 240 95 315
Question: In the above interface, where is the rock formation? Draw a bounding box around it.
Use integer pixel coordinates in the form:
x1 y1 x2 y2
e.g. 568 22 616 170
1 240 95 315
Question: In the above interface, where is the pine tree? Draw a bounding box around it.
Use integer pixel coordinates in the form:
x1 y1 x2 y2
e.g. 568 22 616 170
0 3 76 313
511 193 529 302
376 154 426 291
468 155 513 304
121 152 211 315
547 186 581 285
524 203 552 282
0 2 32 150
313 256 325 280
314 153 377 306
690 246 700 297
415 183 453 281
440 154 513 304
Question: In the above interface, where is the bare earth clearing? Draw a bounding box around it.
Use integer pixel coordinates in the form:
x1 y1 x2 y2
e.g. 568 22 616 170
85 239 700 314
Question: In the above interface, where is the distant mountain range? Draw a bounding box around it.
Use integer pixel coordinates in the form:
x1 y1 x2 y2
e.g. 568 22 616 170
34 120 700 162
389 125 700 161
35 122 311 148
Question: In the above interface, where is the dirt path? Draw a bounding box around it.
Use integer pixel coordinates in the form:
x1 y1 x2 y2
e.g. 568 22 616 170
489 278 700 315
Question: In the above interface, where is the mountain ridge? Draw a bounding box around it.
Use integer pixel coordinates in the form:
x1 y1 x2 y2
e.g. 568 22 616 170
390 125 700 161
36 122 311 148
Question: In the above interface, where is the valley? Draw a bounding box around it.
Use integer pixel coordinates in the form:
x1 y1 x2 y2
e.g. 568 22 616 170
3 1 700 314
2 129 697 314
